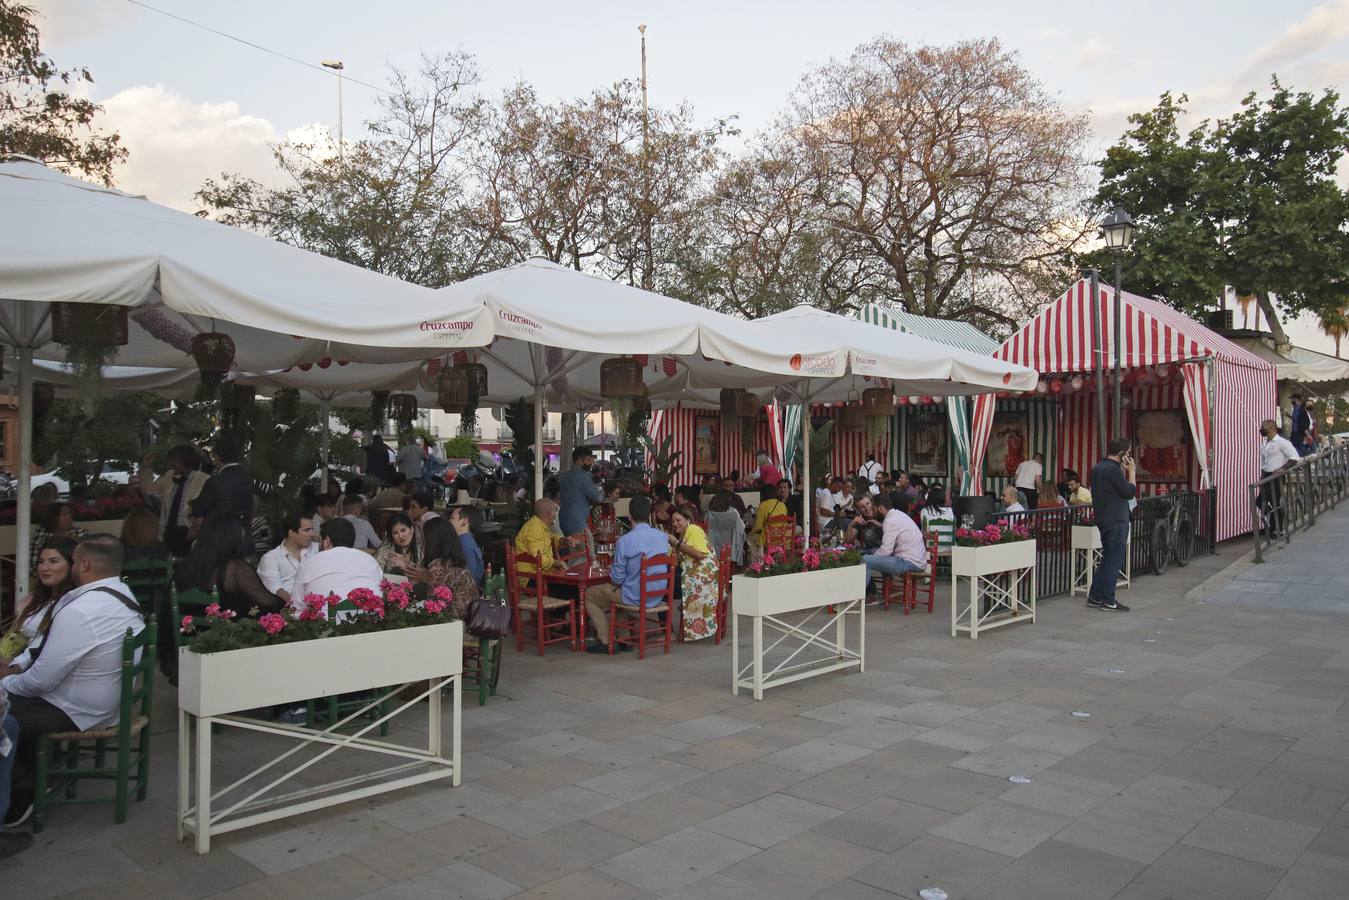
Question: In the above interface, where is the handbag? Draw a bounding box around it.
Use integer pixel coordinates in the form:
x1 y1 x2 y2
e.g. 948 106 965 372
0 629 28 660
466 590 511 640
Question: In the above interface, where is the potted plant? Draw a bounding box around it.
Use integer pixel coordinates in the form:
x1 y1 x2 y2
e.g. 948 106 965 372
732 543 865 616
951 522 1036 577
52 302 129 411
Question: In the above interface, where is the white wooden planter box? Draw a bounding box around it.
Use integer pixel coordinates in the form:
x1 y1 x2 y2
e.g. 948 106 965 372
730 565 867 699
1069 525 1131 596
950 541 1036 639
177 622 463 854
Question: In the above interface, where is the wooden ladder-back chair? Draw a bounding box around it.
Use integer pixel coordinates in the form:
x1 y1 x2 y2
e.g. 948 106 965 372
609 553 675 659
505 545 578 655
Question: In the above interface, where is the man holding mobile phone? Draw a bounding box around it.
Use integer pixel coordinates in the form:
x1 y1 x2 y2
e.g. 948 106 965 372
1087 438 1137 612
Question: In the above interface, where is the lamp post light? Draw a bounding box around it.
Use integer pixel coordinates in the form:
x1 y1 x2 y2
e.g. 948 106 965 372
1101 205 1135 435
321 59 344 160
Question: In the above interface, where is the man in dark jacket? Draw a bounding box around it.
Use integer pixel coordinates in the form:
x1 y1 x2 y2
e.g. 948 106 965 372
189 435 253 528
1088 437 1136 612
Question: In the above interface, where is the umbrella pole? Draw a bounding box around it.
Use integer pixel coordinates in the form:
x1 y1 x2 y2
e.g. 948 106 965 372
15 340 32 595
533 384 545 501
319 396 331 494
801 397 811 545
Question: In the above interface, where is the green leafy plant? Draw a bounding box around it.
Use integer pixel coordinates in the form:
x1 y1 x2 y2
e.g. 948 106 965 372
743 542 861 578
640 432 684 486
808 419 835 488
504 397 535 483
442 434 479 460
62 341 120 413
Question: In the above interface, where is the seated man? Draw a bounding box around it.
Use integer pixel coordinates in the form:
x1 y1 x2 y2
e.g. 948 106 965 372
450 507 485 586
2 535 144 828
583 496 669 653
999 485 1027 513
844 494 885 552
862 494 928 594
290 518 384 619
341 495 382 551
514 498 562 582
257 512 317 603
1065 471 1093 507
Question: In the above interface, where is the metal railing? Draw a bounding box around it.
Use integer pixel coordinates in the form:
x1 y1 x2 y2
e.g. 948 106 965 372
1131 489 1216 574
1248 442 1349 563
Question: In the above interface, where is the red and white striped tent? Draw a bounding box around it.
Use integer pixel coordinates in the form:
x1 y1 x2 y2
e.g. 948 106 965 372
970 279 1276 542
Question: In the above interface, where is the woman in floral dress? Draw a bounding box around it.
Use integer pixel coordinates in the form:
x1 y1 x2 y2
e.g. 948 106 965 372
667 507 719 641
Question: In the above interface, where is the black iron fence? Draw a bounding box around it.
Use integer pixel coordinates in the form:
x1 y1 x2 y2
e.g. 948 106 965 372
999 487 1217 600
1248 442 1349 563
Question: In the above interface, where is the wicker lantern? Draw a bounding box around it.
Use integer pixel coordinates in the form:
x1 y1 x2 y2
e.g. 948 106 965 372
719 387 745 416
861 387 892 416
600 357 644 399
272 388 300 421
735 391 759 419
191 332 236 376
50 303 129 346
389 393 419 423
838 404 865 432
32 382 55 418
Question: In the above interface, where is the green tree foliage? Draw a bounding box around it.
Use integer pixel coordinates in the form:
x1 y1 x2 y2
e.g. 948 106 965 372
441 434 479 460
34 393 163 488
0 0 125 183
1088 83 1349 347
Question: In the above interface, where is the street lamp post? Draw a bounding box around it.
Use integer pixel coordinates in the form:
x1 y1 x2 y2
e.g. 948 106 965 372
321 59 344 160
1101 205 1135 436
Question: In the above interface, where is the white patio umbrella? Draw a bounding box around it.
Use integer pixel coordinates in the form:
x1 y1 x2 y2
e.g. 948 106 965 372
698 305 1039 540
0 159 493 587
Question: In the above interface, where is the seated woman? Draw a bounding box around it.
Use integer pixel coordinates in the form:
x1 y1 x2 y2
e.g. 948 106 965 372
919 485 956 556
667 506 719 641
0 538 77 665
419 517 478 619
376 511 423 577
650 483 676 531
704 490 746 566
120 507 169 564
174 515 284 617
748 484 789 563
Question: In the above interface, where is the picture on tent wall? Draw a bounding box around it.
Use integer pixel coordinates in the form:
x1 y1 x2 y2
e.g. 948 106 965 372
907 414 948 476
693 415 720 475
1134 409 1190 482
985 412 1030 478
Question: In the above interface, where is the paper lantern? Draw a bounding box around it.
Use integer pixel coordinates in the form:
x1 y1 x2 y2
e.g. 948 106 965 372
50 303 129 346
1049 380 1064 394
1069 374 1084 391
600 357 644 398
861 387 893 416
908 395 921 405
895 395 909 406
1035 381 1049 395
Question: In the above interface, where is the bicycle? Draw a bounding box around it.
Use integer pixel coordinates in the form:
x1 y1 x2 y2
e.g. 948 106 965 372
1149 488 1195 576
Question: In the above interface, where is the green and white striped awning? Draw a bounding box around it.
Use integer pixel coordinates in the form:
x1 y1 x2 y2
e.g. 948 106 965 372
856 303 999 356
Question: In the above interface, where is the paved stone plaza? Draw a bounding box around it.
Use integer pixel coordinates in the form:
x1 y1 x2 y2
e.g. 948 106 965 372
3 512 1348 899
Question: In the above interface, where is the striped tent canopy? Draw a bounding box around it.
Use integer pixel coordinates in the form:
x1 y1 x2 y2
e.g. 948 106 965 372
971 279 1276 542
857 302 1000 355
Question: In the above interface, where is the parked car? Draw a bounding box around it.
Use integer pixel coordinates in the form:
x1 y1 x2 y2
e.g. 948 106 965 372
31 466 132 497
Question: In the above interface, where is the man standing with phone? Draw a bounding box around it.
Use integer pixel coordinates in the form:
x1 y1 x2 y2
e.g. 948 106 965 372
1088 438 1137 612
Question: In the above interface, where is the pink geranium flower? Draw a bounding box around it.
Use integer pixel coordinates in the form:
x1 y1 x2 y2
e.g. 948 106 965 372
204 603 236 620
180 615 194 632
258 613 286 635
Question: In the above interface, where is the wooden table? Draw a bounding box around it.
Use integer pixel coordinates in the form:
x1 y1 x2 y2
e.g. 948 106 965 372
541 565 611 647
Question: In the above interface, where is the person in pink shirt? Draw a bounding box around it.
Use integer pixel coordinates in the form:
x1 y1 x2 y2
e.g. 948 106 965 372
863 493 927 594
755 451 782 486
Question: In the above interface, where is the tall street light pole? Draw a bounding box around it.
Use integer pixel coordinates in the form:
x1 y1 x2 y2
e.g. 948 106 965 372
638 25 653 291
1101 205 1135 437
322 59 344 160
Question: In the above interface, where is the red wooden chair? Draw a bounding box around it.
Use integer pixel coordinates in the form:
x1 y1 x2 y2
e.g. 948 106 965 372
713 544 733 645
557 536 593 571
763 515 796 557
609 553 675 659
505 545 578 655
880 535 941 614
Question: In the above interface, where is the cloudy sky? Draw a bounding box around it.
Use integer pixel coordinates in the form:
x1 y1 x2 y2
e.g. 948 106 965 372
27 0 1349 355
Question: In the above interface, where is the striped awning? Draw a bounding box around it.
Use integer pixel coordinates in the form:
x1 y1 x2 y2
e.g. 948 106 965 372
857 303 1000 356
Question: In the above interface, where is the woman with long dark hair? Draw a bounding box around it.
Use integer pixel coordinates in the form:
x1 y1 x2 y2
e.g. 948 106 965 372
0 537 77 663
418 517 476 618
174 515 283 616
375 511 422 577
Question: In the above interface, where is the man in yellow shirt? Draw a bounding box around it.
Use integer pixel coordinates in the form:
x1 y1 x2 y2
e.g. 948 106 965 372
1066 472 1093 506
515 498 562 580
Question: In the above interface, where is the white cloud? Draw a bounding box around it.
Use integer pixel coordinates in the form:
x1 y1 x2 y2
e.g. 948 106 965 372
1245 0 1349 76
1034 26 1063 41
94 85 323 212
1073 38 1105 68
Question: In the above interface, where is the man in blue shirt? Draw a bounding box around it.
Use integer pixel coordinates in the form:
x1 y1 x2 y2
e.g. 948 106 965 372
559 448 605 540
450 507 485 585
583 496 669 653
1088 438 1137 612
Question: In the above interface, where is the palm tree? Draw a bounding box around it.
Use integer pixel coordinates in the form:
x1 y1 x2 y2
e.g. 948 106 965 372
1319 308 1349 358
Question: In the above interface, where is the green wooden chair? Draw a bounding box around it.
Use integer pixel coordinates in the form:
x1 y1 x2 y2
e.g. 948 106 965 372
464 571 506 706
303 599 393 735
170 583 220 650
33 618 156 832
123 556 174 676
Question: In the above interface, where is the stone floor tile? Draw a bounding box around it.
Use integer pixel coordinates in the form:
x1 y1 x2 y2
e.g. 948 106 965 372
569 733 691 770
1189 724 1298 761
1123 845 1284 900
800 698 910 727
949 742 1063 779
910 718 1017 753
360 860 521 899
511 867 652 900
659 873 777 900
811 796 956 854
856 738 969 777
851 833 1014 898
229 810 407 875
585 789 732 844
578 758 705 802
209 856 391 900
719 831 883 899
1260 751 1349 793
472 822 637 889
490 730 600 766
1181 806 1319 868
1224 775 1348 828
829 718 931 750
473 785 625 837
1006 720 1104 756
0 845 146 898
1307 809 1349 857
964 839 1143 900
651 714 757 744
782 763 914 811
1047 745 1166 787
700 791 842 848
886 700 981 727
933 798 1072 858
597 826 759 895
682 761 809 806
659 730 791 771
1153 746 1270 791
998 769 1121 818
1267 851 1349 900
1112 773 1235 824
967 700 1060 731
761 738 875 775
1052 798 1194 865
881 768 1009 815
479 757 615 800
347 817 515 881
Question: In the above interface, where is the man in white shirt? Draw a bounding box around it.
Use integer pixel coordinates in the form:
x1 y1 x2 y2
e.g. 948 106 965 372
2 535 144 825
857 454 882 486
1000 485 1027 513
1259 419 1301 536
1013 452 1044 510
257 513 317 603
863 494 927 593
341 496 382 551
290 518 384 619
815 475 845 533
